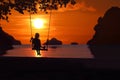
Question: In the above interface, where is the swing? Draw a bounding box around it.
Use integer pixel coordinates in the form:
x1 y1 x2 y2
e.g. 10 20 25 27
29 10 52 51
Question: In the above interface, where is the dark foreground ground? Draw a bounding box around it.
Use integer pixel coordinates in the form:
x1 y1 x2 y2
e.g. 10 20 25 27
0 57 120 80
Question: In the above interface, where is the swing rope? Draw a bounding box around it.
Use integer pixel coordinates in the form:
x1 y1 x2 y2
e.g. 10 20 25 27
29 12 32 39
46 10 52 48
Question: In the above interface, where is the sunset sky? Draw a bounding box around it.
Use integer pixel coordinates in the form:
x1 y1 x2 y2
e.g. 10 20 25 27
1 0 120 44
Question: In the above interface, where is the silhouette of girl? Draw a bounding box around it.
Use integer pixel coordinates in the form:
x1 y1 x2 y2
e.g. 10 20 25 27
31 33 41 55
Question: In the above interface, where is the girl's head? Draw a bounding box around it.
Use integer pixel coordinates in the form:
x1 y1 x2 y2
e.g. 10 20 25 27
35 33 39 38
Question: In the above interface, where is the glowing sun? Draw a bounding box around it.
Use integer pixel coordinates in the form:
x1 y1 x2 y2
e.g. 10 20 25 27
32 18 44 29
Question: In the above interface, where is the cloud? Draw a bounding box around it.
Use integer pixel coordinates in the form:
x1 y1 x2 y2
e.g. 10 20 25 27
57 2 96 12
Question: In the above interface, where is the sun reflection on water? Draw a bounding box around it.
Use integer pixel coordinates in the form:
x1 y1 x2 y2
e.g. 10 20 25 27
34 50 42 57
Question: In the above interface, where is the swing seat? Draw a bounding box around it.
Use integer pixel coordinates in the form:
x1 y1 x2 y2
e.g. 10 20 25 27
40 48 48 51
40 46 48 51
32 47 48 51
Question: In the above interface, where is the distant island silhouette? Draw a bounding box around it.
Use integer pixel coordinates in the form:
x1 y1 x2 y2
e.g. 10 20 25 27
44 37 62 45
71 42 79 45
87 7 120 59
0 27 21 55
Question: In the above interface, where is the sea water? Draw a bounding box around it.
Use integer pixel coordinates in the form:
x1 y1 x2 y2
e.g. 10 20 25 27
3 44 94 58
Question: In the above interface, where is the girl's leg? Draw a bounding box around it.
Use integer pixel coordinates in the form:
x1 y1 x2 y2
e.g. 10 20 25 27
36 50 40 55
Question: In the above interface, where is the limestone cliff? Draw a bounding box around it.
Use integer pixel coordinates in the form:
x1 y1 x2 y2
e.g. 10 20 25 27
0 27 21 53
87 7 120 45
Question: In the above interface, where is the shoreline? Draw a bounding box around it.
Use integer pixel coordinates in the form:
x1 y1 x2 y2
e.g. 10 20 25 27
0 57 120 80
0 57 120 70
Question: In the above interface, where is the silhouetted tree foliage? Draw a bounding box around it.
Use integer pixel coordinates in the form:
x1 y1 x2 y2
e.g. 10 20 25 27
0 0 76 22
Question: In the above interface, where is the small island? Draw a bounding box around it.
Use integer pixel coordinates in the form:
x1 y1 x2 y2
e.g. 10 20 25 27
44 38 62 45
70 42 79 45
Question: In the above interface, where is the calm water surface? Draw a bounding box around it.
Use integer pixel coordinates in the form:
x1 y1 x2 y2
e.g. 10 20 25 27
3 45 94 58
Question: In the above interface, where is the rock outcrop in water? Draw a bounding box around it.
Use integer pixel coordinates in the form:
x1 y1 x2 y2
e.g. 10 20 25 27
87 7 120 45
44 38 62 45
71 42 79 45
0 27 21 54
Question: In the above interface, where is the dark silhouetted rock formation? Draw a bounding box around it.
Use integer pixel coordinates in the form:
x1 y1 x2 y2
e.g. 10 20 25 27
87 7 120 68
87 7 120 59
87 7 120 45
44 38 62 45
0 27 21 54
71 42 79 45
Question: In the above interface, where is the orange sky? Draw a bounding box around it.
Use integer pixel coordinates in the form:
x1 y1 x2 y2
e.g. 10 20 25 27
1 0 120 44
